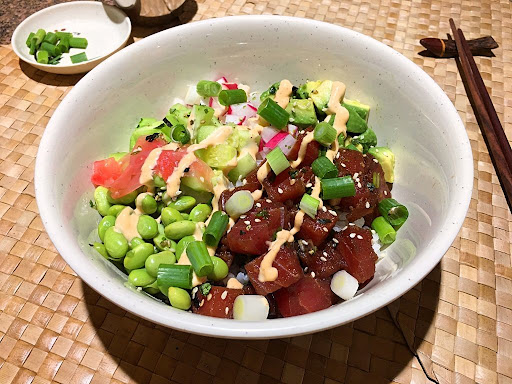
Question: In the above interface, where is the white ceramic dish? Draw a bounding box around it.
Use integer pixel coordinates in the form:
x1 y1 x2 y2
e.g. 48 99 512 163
35 16 473 339
11 2 131 75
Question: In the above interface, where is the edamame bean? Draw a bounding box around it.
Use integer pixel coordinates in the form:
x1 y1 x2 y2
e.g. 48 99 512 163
153 233 176 252
175 235 195 260
156 202 164 216
164 220 196 241
94 186 112 216
161 206 182 226
145 251 176 277
207 256 229 281
108 204 125 217
168 287 191 310
104 227 129 259
124 243 154 270
137 215 159 239
189 204 212 222
181 213 190 220
92 242 108 259
98 215 116 242
128 268 156 287
172 196 196 212
129 237 145 249
143 280 160 294
107 189 138 205
141 194 157 214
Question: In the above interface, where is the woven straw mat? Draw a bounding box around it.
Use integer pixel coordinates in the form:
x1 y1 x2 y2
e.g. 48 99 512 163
1 0 512 383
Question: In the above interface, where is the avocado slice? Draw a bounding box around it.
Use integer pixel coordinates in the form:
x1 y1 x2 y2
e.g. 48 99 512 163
351 127 377 153
285 98 317 127
296 80 322 99
310 80 333 111
343 99 370 122
368 147 395 183
344 104 368 134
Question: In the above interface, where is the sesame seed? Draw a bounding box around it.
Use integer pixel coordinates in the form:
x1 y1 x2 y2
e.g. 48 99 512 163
176 190 182 196
357 182 362 188
207 293 212 301
373 158 379 163
323 251 328 257
322 206 327 212
200 299 204 307
266 199 272 203
306 183 313 188
384 191 388 196
221 291 228 300
349 223 355 226
256 203 261 208
322 227 329 232
342 226 348 231
357 235 363 239
255 218 261 223
278 188 284 194
353 172 359 178
336 152 340 159
246 225 252 231
328 210 337 216
320 256 327 262
244 220 251 225
290 179 296 185
225 307 229 315
311 272 316 278
242 179 247 185
340 163 346 168
333 238 339 244
304 267 309 272
301 240 308 245
350 233 356 238
365 202 370 209
240 215 246 219
309 249 315 254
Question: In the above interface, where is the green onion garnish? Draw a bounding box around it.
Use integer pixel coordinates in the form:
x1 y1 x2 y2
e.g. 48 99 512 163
203 211 229 246
345 143 360 152
36 50 49 64
300 194 320 218
321 176 356 199
157 264 193 290
169 124 191 144
266 147 289 176
43 32 58 45
371 216 396 244
55 31 72 40
218 89 247 106
257 97 290 129
57 38 70 54
26 32 35 48
196 80 222 98
33 29 46 46
70 52 88 64
314 122 337 146
378 198 409 227
225 190 254 218
186 241 214 277
69 37 88 49
40 42 61 57
312 156 338 179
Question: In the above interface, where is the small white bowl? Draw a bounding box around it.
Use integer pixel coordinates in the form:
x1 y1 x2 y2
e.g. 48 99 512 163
35 16 473 339
11 2 131 75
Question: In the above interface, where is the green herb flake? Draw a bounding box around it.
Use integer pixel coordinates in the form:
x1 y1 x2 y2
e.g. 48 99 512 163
200 283 212 296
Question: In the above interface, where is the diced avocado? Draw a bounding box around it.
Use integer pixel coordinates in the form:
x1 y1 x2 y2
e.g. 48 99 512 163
368 147 395 183
108 152 127 161
285 98 317 127
130 127 170 149
260 82 280 101
343 99 370 122
228 153 257 182
196 125 218 143
351 127 377 153
137 118 159 128
296 81 322 99
211 116 222 126
195 144 237 170
310 80 332 111
179 183 213 204
344 104 368 134
344 137 363 152
165 104 191 126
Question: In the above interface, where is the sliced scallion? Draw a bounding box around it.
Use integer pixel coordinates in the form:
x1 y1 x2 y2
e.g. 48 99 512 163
186 241 213 277
300 194 320 218
218 89 247 106
314 122 337 146
70 52 88 64
371 216 396 244
36 50 49 64
257 97 290 129
69 37 88 49
40 42 61 57
203 211 229 246
170 124 190 144
321 176 356 199
157 264 193 290
42 32 58 45
225 190 254 218
266 147 289 176
312 156 338 179
378 198 408 227
196 80 222 98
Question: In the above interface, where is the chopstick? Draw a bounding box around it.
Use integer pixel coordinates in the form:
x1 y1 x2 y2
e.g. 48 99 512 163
449 18 512 211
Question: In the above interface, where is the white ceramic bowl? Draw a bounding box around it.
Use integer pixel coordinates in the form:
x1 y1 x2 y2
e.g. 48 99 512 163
11 2 131 75
35 16 472 339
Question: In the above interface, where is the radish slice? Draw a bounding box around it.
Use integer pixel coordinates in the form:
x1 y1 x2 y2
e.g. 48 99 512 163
277 134 297 156
265 131 289 150
229 103 257 118
209 97 228 116
261 126 280 143
225 115 246 125
331 270 359 300
288 124 298 137
224 83 238 90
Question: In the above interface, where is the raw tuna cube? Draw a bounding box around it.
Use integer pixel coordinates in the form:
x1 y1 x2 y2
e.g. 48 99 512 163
297 207 338 246
193 286 243 318
287 130 320 166
262 166 315 203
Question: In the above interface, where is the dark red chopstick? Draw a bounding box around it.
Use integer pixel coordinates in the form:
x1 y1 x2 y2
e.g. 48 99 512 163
449 18 512 211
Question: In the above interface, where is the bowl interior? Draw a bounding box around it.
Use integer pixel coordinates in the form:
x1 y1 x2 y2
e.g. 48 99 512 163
35 16 472 338
12 2 130 69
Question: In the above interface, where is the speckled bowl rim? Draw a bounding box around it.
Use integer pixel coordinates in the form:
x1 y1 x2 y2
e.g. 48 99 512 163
35 15 473 339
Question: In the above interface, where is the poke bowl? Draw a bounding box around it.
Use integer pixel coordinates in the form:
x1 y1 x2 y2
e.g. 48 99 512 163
34 15 473 339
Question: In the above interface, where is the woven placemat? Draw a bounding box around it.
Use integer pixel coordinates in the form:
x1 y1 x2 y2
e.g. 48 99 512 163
1 0 511 383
